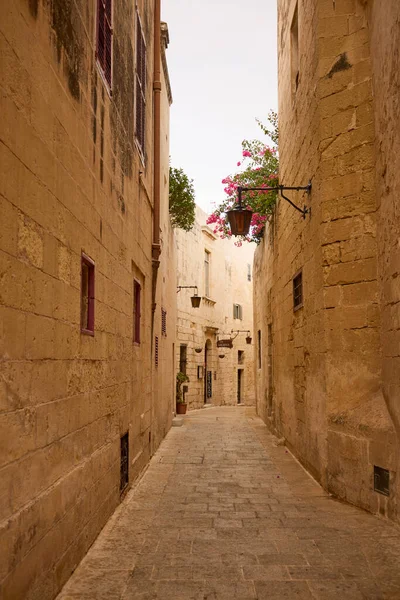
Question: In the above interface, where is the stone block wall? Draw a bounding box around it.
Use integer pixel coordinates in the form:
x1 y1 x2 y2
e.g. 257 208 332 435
0 1 175 598
254 0 399 523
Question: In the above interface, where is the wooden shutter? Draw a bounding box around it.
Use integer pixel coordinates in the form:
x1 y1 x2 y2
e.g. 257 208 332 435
97 0 112 88
135 13 146 153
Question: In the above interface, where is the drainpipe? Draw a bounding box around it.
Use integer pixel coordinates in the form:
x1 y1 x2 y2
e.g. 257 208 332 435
152 0 161 270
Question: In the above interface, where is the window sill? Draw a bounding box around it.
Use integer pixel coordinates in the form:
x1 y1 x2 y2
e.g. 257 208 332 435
95 61 112 99
81 328 95 337
202 296 216 306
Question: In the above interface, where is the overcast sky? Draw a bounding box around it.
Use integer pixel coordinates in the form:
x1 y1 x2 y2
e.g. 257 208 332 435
162 0 278 213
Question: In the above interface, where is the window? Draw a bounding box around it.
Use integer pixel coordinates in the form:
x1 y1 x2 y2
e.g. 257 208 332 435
204 250 211 297
291 3 299 95
233 303 243 320
258 330 261 369
155 336 159 368
135 13 146 154
81 254 95 334
293 270 303 311
133 280 141 343
120 432 129 492
179 344 187 375
96 0 113 89
238 350 244 364
161 308 167 337
247 263 251 282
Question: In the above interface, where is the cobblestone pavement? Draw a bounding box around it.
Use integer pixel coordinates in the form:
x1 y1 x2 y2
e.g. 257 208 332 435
57 407 400 600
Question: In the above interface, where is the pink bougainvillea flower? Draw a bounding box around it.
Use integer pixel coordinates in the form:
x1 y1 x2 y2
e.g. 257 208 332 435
237 162 241 167
242 150 251 158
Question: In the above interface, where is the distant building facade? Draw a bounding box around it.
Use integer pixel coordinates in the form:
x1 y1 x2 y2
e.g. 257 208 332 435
0 1 175 598
254 0 400 523
176 207 255 410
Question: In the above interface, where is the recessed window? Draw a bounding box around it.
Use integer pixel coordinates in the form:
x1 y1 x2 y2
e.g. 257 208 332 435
293 270 303 311
258 330 261 369
179 344 187 375
247 263 251 282
238 350 244 364
135 12 146 155
81 254 95 335
96 0 113 89
233 303 243 320
120 432 129 492
291 3 299 95
204 250 211 297
133 280 141 344
161 308 167 337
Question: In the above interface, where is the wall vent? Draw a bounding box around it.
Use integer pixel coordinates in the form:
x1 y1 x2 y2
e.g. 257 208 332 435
374 465 389 496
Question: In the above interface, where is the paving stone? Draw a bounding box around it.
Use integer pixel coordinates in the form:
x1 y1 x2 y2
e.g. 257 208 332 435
56 407 400 600
255 580 313 599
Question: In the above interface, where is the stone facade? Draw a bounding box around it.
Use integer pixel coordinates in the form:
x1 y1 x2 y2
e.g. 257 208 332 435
176 207 255 410
0 2 175 599
254 0 400 523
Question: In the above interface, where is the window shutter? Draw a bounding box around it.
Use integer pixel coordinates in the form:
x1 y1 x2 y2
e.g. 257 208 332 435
239 305 243 320
96 0 112 88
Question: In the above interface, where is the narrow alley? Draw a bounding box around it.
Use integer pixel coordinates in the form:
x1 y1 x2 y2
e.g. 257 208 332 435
57 408 400 600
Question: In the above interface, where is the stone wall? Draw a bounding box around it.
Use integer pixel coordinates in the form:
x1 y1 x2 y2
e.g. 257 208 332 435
0 1 175 598
254 0 399 523
176 207 255 410
368 0 400 517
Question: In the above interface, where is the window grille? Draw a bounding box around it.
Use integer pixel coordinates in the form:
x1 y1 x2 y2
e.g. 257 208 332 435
96 0 113 89
81 254 95 334
155 336 159 368
161 308 167 337
120 432 129 492
293 270 303 310
135 13 146 154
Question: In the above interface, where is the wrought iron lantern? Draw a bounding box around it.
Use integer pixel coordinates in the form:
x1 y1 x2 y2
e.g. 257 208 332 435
226 207 253 236
227 182 312 237
177 285 201 309
191 293 201 308
246 334 252 344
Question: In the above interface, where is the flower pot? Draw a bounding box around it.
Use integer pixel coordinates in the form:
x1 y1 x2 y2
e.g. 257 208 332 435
176 403 187 415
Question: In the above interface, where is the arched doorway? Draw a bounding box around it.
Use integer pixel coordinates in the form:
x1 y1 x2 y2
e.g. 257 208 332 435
204 339 212 404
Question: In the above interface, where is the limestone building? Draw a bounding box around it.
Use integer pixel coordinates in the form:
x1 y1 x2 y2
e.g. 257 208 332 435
176 206 255 410
0 1 176 598
254 0 400 523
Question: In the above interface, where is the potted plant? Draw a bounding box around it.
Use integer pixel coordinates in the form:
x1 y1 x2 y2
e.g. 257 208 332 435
176 372 189 414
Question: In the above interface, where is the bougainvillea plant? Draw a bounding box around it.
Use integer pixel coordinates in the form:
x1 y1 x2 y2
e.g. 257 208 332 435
207 111 279 245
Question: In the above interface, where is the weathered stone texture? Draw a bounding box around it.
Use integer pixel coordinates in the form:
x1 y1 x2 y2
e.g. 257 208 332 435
254 0 399 524
0 1 175 599
176 207 255 410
